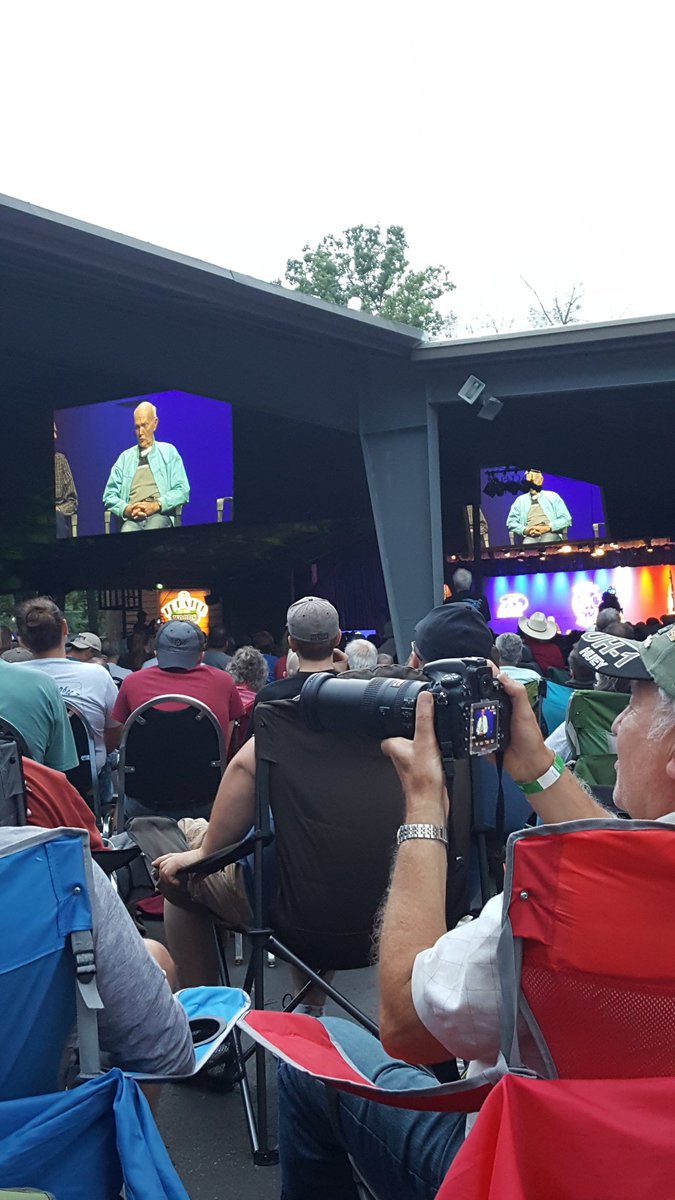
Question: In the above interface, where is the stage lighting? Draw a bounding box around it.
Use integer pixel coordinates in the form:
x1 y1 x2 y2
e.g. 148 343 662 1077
458 375 486 406
476 394 504 422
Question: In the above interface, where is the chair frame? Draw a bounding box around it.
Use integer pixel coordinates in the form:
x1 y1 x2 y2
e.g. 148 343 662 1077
180 699 407 1164
0 716 31 758
183 748 381 1164
66 704 102 827
116 694 226 831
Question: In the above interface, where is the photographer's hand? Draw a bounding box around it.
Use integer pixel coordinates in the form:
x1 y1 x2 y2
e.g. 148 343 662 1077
495 670 607 823
332 648 350 675
496 671 553 784
378 691 451 1064
382 691 448 823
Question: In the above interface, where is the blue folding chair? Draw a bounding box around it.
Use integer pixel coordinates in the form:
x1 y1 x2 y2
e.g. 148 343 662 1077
540 679 571 737
0 826 249 1199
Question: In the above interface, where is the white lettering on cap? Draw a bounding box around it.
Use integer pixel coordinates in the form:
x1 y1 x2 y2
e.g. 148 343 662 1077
582 631 642 670
579 647 604 669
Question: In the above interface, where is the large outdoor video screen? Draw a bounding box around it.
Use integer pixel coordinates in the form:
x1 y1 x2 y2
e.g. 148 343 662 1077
54 390 233 538
478 467 606 551
484 564 675 634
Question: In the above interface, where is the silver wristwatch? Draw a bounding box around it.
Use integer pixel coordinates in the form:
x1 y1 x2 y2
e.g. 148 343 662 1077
397 823 448 846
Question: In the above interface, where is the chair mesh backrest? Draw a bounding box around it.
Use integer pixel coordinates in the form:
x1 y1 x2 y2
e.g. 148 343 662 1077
122 698 223 811
505 823 675 1079
565 690 629 758
573 753 620 789
254 700 405 969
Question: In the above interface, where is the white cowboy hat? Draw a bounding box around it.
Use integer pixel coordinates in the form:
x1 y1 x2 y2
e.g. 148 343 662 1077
518 611 557 641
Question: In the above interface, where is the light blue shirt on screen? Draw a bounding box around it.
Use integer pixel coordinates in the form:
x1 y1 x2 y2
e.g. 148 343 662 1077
103 441 190 522
506 490 572 536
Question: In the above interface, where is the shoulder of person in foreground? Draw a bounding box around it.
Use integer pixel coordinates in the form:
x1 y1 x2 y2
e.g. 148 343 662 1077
92 862 195 1076
23 758 105 851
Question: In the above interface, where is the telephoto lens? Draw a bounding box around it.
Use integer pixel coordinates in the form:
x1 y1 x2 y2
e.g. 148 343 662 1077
300 672 429 740
300 658 510 759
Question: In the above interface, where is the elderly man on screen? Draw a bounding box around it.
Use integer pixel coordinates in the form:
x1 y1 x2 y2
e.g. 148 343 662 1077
506 469 572 545
103 401 190 532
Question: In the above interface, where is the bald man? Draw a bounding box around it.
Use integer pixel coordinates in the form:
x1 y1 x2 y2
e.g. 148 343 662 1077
103 402 190 532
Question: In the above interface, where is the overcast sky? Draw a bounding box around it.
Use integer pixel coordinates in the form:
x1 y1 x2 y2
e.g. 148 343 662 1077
2 1 673 335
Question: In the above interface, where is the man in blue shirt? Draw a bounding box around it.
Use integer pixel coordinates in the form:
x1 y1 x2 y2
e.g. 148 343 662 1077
103 401 190 532
506 469 572 545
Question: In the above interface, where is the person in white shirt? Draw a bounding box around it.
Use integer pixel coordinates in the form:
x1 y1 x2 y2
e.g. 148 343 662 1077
15 598 121 776
276 623 675 1199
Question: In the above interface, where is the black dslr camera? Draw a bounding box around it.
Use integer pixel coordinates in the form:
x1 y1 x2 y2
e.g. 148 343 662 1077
300 658 510 760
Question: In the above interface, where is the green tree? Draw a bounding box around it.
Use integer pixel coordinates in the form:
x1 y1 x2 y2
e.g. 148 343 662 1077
283 224 456 336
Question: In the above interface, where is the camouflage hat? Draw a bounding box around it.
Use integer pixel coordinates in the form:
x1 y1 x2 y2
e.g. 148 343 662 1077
579 625 675 699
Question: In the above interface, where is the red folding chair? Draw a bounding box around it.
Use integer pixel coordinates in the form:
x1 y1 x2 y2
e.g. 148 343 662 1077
240 819 675 1198
436 1073 675 1200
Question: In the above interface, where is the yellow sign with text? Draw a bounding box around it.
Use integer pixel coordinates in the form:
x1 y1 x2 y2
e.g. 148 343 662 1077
159 589 210 634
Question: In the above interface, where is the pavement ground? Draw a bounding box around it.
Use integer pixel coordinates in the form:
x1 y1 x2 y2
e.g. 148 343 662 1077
155 930 379 1199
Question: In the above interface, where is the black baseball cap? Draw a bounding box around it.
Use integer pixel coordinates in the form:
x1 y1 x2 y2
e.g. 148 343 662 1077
156 620 204 669
579 625 675 699
413 603 494 663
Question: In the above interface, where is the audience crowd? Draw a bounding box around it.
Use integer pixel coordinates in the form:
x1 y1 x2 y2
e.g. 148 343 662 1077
1 574 674 1196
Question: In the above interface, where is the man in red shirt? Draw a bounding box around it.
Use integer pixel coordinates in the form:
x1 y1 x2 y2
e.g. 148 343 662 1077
112 620 244 746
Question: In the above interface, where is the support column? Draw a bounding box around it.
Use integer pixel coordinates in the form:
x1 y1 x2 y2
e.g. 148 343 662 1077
361 405 444 662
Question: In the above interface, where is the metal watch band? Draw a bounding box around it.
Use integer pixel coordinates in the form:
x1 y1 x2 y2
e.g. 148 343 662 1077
397 823 448 846
519 752 567 795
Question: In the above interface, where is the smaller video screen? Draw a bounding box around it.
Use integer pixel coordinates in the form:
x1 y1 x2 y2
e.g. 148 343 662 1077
54 390 233 538
469 702 500 755
484 564 675 634
477 467 607 552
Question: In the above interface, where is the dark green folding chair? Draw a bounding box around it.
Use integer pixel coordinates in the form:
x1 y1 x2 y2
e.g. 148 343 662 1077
566 690 630 802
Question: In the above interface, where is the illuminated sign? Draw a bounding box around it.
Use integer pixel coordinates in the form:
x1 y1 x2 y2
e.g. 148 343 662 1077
159 589 209 634
496 592 529 620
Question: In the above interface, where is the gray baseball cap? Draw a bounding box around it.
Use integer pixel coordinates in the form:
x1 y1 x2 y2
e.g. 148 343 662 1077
287 596 340 643
156 620 203 669
67 632 102 652
1 647 33 662
579 625 675 700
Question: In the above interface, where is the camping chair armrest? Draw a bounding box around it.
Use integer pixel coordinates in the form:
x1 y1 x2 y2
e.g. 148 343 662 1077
177 831 273 879
92 847 141 875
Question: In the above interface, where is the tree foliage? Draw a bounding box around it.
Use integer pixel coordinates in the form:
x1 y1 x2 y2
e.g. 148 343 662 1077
284 224 456 336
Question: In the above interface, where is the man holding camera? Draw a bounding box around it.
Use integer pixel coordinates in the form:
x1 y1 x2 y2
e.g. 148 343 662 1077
277 621 675 1199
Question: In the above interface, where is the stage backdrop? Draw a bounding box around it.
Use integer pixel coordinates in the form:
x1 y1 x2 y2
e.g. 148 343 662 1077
54 390 233 537
485 565 675 634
